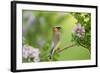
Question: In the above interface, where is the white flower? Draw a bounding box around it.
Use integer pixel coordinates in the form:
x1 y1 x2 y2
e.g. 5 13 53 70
22 45 30 58
30 48 40 58
72 23 85 38
22 45 40 62
34 57 40 62
23 49 28 58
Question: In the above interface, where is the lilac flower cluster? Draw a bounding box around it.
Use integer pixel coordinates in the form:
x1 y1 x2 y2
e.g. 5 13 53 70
23 45 40 62
72 23 85 38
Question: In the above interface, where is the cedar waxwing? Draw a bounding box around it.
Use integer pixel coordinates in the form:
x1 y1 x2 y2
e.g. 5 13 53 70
49 26 61 60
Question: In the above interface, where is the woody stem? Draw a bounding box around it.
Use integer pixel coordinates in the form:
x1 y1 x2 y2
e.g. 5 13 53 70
55 43 77 53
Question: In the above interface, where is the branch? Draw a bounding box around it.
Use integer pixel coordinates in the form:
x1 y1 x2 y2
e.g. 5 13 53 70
49 43 90 61
55 43 77 53
78 43 91 53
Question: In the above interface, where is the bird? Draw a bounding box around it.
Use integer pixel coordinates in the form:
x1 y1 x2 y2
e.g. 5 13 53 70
49 26 61 60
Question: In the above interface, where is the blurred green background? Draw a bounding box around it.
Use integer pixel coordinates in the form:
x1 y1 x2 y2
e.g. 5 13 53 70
22 10 90 62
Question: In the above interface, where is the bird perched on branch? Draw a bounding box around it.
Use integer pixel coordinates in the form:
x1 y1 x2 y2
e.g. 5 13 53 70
49 26 61 60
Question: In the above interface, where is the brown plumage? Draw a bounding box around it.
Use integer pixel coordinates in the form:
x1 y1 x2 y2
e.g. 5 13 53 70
49 26 61 59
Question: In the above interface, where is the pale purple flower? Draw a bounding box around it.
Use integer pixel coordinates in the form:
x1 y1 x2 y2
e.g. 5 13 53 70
27 15 35 26
23 11 35 26
23 11 35 35
30 48 40 58
22 45 40 62
34 57 40 62
22 26 26 33
22 45 30 58
72 23 85 38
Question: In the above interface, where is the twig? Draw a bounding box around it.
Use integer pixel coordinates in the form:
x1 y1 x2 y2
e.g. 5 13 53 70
78 43 91 53
49 43 90 61
55 43 77 53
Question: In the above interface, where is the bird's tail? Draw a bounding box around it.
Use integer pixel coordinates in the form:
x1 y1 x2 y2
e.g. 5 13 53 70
49 48 54 60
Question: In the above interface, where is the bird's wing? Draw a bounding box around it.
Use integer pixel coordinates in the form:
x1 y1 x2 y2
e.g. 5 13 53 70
52 41 61 54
